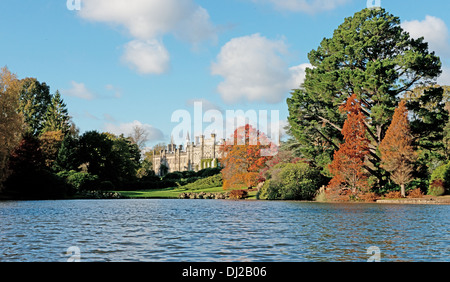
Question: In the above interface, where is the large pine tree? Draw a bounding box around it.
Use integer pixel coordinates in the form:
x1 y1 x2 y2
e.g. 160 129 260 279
18 77 52 135
42 90 71 135
287 8 443 189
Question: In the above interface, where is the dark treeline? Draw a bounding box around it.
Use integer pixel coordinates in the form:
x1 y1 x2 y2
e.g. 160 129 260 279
0 67 205 200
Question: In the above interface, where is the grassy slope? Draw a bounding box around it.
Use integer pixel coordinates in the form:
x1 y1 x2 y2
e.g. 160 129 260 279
117 173 258 199
118 186 225 199
117 186 258 199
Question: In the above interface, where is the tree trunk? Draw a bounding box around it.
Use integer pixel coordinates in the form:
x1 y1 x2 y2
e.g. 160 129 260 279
400 184 406 198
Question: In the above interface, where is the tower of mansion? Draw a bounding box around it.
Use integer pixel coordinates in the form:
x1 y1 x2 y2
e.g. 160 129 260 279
153 133 224 176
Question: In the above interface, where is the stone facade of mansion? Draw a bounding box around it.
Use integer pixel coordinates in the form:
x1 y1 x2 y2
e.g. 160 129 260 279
153 133 223 176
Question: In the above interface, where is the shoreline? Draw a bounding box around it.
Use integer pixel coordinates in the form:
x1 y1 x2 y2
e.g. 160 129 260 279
376 196 450 205
1 192 450 205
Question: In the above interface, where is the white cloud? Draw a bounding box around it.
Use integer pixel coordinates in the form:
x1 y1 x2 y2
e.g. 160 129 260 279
61 81 96 100
288 63 312 89
185 98 223 113
402 15 450 57
80 0 216 43
249 0 350 14
104 120 165 142
172 6 217 45
438 66 450 85
278 119 289 140
211 34 310 104
62 81 125 100
83 111 99 120
105 84 122 98
122 39 170 75
220 111 286 146
78 0 216 74
103 113 116 122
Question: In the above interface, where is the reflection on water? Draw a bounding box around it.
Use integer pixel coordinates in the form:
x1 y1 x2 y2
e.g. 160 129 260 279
0 199 448 262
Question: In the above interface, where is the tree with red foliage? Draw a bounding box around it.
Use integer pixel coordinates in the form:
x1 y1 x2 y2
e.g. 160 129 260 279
327 94 370 197
258 149 302 183
220 124 274 189
379 100 416 197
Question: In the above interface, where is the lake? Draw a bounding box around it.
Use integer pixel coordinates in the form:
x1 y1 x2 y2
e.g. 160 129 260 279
0 199 448 262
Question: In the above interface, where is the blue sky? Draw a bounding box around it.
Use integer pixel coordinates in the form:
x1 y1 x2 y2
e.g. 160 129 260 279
1 0 450 148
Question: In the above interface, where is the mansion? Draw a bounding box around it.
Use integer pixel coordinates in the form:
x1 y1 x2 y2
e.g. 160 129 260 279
153 133 224 176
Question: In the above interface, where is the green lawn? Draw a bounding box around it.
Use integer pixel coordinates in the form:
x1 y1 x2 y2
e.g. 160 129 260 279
117 186 224 199
117 186 258 199
115 174 259 199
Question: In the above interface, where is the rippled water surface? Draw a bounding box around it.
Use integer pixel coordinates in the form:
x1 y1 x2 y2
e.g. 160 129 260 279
0 199 448 262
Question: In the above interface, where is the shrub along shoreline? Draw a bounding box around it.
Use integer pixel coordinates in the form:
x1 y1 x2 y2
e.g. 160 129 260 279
1 160 449 203
110 186 450 205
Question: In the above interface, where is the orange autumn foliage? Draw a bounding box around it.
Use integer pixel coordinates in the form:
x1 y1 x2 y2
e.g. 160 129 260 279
39 130 65 168
358 192 380 202
228 189 248 200
384 191 402 199
379 100 416 197
407 188 424 198
327 94 370 197
221 124 273 190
